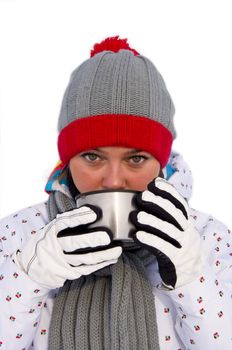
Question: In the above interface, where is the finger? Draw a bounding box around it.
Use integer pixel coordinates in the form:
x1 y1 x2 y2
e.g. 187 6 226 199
130 210 181 248
135 231 179 258
72 259 120 276
56 205 102 233
59 229 112 252
149 178 189 219
136 190 187 231
64 246 122 266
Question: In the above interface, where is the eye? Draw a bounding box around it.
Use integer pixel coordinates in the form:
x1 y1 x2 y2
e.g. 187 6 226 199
129 155 148 164
81 152 100 162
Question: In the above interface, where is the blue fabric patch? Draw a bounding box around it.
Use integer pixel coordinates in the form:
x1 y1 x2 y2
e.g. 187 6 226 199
164 163 176 180
45 169 68 192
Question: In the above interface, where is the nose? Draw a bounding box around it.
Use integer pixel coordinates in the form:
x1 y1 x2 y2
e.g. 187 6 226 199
102 163 127 189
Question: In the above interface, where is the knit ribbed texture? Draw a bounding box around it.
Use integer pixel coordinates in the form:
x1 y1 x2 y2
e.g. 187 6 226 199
58 114 172 168
57 41 175 167
58 50 175 135
47 190 160 350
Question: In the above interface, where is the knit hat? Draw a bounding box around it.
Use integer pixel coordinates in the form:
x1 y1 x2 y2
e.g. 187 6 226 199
58 36 176 168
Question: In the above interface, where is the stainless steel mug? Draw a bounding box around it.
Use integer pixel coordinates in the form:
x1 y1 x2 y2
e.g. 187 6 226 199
75 189 140 248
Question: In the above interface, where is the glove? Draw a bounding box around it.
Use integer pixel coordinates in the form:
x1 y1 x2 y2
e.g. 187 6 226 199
130 177 203 289
13 205 122 289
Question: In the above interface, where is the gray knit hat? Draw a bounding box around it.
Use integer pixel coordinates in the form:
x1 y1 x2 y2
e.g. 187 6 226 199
58 36 176 168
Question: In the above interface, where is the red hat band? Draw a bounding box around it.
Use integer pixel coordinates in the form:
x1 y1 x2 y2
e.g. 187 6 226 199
58 114 173 169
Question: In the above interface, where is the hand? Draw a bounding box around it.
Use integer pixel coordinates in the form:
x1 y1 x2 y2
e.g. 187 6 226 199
13 205 122 289
130 177 202 289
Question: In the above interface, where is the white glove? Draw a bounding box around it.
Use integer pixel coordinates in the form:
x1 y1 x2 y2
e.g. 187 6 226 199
13 206 122 289
130 177 203 289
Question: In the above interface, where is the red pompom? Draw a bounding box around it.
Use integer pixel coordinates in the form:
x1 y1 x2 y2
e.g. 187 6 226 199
90 36 139 57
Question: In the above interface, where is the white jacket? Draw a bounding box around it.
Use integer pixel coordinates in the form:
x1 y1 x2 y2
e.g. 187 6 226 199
0 153 232 349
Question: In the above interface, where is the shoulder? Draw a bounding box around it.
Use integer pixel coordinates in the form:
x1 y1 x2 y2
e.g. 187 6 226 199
190 207 232 270
189 207 230 236
0 202 49 255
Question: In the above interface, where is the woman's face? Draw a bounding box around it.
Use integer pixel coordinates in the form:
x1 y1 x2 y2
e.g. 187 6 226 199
69 146 160 193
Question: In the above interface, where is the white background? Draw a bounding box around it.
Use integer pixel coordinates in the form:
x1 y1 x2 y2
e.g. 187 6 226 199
0 0 231 227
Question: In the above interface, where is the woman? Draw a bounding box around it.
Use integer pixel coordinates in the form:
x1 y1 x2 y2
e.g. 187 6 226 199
0 36 231 349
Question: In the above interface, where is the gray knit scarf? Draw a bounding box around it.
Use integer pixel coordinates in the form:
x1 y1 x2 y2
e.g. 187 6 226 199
47 190 160 350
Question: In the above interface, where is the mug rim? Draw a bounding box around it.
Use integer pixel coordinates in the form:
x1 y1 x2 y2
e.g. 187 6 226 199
75 189 141 201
